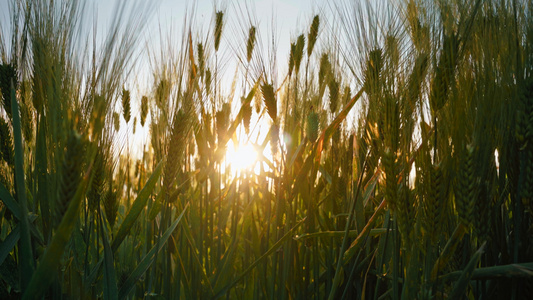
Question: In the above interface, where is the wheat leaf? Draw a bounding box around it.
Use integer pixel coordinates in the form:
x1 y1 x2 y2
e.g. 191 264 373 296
112 159 164 252
22 166 91 300
101 213 118 300
11 83 34 292
118 204 188 300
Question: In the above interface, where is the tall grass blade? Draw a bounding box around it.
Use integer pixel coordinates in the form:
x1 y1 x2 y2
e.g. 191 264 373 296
448 242 486 298
0 181 21 220
100 213 118 300
343 199 387 264
294 228 388 241
112 159 164 252
0 216 36 268
212 199 256 291
117 203 189 300
178 216 215 297
0 225 20 266
213 217 306 299
35 117 51 241
11 83 34 292
442 262 533 281
431 223 468 280
22 166 91 300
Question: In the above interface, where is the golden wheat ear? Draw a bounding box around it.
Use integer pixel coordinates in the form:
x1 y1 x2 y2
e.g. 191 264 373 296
214 11 224 52
261 83 277 122
247 26 257 63
121 88 131 123
140 95 149 127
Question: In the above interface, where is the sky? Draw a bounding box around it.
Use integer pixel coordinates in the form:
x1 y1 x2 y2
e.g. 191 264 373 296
0 0 329 158
1 0 323 83
91 0 321 58
93 0 325 158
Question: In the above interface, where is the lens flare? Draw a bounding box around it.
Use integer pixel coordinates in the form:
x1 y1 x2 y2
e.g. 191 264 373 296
225 142 258 174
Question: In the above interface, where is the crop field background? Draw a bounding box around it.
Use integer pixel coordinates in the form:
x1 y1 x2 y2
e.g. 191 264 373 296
1 0 533 299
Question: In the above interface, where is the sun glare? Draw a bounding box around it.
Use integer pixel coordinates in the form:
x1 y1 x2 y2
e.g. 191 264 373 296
225 142 259 174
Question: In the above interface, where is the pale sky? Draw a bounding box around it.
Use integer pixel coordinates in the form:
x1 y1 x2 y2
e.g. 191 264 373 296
0 0 329 158
96 0 326 158
1 0 323 73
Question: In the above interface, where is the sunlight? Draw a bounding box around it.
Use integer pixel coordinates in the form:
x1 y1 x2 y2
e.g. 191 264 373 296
225 142 259 175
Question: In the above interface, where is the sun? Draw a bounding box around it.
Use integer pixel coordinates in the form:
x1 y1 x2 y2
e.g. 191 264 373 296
225 142 259 174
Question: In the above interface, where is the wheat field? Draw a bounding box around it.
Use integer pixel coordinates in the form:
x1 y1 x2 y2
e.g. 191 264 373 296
1 0 533 299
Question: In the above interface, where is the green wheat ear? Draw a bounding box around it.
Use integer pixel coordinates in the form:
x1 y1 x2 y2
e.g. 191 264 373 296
0 117 14 167
455 144 474 227
164 108 191 202
19 95 34 144
140 95 148 127
122 88 131 123
429 33 458 112
307 15 320 57
150 120 161 158
261 83 277 122
328 79 339 114
0 63 17 118
88 149 105 213
294 34 305 75
56 130 83 228
426 162 446 244
397 184 414 246
104 182 118 228
90 94 106 140
306 111 319 142
363 48 383 96
473 181 490 242
382 147 397 211
318 53 331 88
288 42 296 77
